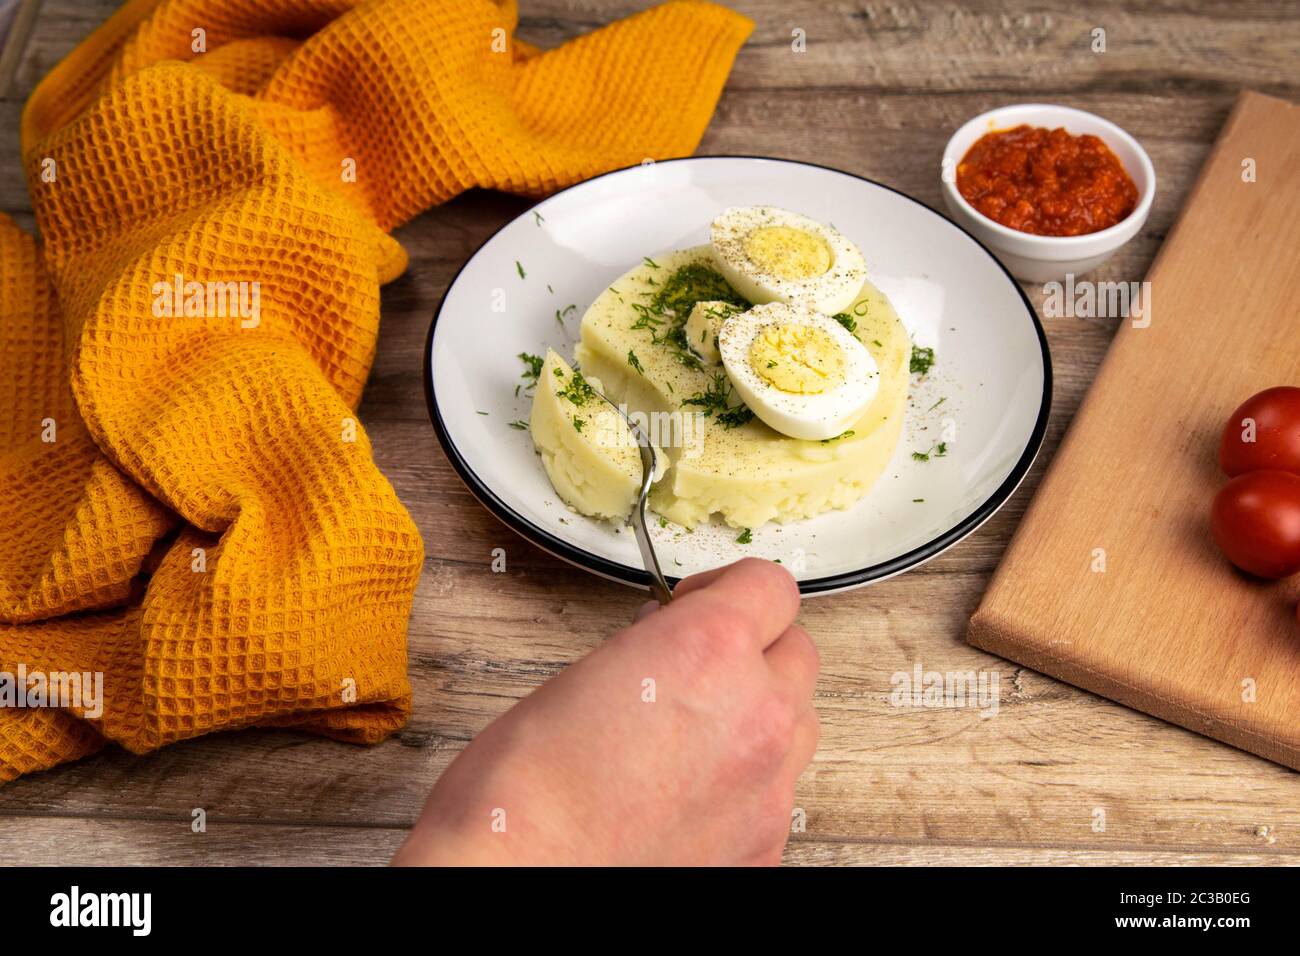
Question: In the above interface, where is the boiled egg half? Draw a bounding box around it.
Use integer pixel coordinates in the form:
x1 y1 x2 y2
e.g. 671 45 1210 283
718 302 878 441
709 206 867 316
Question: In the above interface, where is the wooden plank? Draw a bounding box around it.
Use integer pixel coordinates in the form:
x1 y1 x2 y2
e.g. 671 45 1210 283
784 840 1300 867
720 1 1300 97
0 815 407 866
3 0 109 100
0 0 42 100
10 1 1300 102
3 816 1296 866
0 101 27 211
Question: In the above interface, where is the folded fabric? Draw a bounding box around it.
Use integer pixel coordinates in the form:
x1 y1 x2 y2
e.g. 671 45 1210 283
0 0 752 782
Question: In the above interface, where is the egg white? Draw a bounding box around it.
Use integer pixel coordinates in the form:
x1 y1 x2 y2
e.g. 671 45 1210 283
683 300 740 365
709 206 868 316
719 303 879 441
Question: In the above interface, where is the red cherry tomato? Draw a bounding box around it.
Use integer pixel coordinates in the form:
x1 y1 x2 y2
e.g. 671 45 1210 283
1211 471 1300 579
1219 386 1300 477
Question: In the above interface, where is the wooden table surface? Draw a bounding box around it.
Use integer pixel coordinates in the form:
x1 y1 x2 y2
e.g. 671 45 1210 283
3 0 1300 866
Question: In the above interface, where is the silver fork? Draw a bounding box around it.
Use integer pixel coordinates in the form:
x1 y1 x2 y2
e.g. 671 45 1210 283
593 390 673 606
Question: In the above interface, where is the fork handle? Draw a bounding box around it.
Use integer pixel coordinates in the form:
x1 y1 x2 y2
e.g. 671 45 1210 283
633 499 673 606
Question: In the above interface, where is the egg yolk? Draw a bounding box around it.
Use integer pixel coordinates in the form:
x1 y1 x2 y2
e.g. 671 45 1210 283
742 226 833 280
750 324 846 394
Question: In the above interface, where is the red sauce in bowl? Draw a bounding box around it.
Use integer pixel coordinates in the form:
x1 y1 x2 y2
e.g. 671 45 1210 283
956 125 1138 236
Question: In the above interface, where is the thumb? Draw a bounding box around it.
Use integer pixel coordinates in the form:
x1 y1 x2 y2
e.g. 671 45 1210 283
633 599 660 623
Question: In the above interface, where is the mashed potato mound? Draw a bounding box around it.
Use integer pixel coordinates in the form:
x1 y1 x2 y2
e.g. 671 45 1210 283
529 350 665 521
531 246 911 529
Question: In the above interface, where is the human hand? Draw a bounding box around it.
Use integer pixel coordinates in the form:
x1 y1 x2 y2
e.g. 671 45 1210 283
392 557 819 866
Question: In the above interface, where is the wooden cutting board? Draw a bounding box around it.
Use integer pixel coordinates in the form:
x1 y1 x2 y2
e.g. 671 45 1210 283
968 91 1300 770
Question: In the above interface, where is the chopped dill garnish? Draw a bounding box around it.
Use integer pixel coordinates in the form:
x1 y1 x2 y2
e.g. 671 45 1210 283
555 303 576 326
627 350 645 374
658 515 668 528
664 326 703 369
717 406 754 429
682 371 731 415
515 261 526 279
572 416 586 433
643 256 660 269
624 264 748 370
853 300 870 316
929 397 946 410
652 263 747 318
910 345 936 375
735 528 753 544
872 339 882 347
912 450 930 462
630 306 665 335
476 410 489 416
518 352 544 389
832 313 857 334
682 370 753 429
533 211 544 225
556 368 596 407
508 420 529 430
936 442 948 457
820 430 855 444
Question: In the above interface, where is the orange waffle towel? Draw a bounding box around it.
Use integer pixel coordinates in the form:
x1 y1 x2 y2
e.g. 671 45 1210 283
0 0 752 782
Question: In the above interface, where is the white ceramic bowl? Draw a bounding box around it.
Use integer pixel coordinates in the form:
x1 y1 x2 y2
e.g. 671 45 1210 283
941 104 1155 283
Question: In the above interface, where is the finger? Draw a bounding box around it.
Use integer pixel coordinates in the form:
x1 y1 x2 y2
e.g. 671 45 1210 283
764 624 820 702
647 557 801 653
633 600 659 623
670 563 731 600
671 554 798 601
783 707 820 781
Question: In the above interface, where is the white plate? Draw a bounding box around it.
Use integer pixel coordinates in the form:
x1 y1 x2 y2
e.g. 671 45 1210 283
424 157 1051 596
